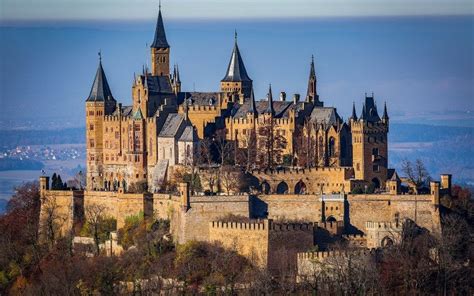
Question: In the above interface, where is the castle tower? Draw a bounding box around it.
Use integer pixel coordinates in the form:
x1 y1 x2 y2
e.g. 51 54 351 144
220 32 253 100
172 64 182 94
306 55 323 106
128 108 147 188
85 55 116 190
151 5 170 77
351 95 388 189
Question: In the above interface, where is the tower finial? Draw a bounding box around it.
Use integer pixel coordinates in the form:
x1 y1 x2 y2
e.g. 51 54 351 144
311 54 314 63
234 30 238 42
98 50 102 62
159 0 161 10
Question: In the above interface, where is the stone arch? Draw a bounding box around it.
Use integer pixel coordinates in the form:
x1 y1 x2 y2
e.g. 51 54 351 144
261 181 270 194
276 181 289 194
295 180 307 194
372 177 381 189
381 236 394 247
326 216 337 223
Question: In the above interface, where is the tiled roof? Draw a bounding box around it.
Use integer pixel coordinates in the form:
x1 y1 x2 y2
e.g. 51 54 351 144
222 40 251 82
310 107 341 125
233 100 293 119
179 92 220 107
179 125 198 142
151 8 169 48
86 61 115 102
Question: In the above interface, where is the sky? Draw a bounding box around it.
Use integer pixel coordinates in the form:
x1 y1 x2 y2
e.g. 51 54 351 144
0 2 473 126
1 0 473 21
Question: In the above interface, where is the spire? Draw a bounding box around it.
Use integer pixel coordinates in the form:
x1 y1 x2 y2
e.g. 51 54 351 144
249 88 257 116
175 64 181 83
350 102 357 121
133 107 144 120
151 4 170 48
184 92 189 121
382 101 389 121
221 32 251 82
265 84 274 115
86 53 115 102
360 103 367 121
306 55 318 103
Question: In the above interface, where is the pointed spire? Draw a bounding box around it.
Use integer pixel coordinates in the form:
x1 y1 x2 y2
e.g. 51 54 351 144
306 55 318 103
350 102 357 121
360 103 367 121
265 84 275 115
175 64 181 83
86 53 115 102
221 32 251 82
382 101 389 121
151 3 170 48
249 88 257 116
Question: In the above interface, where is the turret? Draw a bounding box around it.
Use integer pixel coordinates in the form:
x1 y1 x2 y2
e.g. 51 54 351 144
382 102 389 126
248 88 258 118
265 84 275 115
172 64 182 94
150 4 170 76
220 31 252 99
349 102 357 122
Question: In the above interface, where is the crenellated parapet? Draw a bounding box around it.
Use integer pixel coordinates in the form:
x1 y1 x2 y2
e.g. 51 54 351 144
297 249 370 261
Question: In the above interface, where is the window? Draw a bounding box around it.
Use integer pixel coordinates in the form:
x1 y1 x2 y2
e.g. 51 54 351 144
89 139 95 148
328 137 336 157
372 148 379 156
356 163 360 171
373 165 380 172
89 124 94 131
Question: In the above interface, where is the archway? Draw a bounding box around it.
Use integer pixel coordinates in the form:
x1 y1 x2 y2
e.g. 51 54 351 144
381 236 394 247
261 181 270 194
276 181 289 194
371 177 381 189
295 180 307 194
326 216 337 223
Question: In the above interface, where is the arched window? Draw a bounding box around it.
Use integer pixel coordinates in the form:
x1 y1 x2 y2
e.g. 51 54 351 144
372 177 381 189
328 137 336 157
295 180 307 194
326 216 337 223
261 181 270 194
276 182 289 194
381 236 394 247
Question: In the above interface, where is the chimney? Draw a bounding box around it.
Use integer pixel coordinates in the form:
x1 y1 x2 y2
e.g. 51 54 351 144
280 92 286 101
293 93 300 104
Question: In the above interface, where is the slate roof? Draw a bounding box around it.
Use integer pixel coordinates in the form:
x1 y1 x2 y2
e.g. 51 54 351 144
112 106 133 117
360 96 381 122
141 75 173 94
233 100 293 119
310 107 341 125
87 61 115 102
179 92 220 107
179 125 198 142
221 40 251 82
159 113 184 137
151 8 169 48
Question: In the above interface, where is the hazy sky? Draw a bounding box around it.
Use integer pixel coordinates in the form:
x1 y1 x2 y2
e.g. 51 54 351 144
1 0 473 21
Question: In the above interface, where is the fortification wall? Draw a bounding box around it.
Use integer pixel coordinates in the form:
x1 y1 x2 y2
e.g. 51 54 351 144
208 220 270 267
256 194 323 221
346 194 440 234
39 190 77 238
177 195 251 244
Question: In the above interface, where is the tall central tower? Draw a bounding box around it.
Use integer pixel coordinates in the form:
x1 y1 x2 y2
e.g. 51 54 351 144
151 6 170 76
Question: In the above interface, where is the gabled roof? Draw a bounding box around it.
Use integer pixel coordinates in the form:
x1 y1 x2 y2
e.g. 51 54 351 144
159 113 184 138
86 60 115 102
178 92 220 107
141 75 173 94
221 36 251 82
151 8 170 48
112 105 133 117
232 100 293 119
310 107 341 126
179 125 198 142
133 108 144 120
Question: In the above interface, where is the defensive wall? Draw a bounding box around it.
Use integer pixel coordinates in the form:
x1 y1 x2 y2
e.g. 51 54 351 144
208 219 314 272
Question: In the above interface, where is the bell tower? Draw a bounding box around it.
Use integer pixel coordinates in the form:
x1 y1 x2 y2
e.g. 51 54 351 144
151 4 170 76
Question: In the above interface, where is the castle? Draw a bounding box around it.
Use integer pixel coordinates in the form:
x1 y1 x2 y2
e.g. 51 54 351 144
39 6 452 273
85 6 389 194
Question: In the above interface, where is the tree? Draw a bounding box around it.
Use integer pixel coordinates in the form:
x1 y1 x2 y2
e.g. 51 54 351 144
256 118 287 169
215 129 234 167
83 204 113 255
402 159 431 193
294 119 316 168
219 166 244 195
235 128 258 172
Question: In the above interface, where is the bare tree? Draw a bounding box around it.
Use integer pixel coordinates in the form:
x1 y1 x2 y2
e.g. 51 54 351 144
402 159 431 193
215 129 234 167
256 118 287 169
219 166 243 195
83 204 108 255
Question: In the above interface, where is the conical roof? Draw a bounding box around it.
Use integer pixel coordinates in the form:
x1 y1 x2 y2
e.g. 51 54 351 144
350 102 357 121
265 84 275 115
151 7 170 48
86 59 115 102
222 33 251 82
249 88 257 115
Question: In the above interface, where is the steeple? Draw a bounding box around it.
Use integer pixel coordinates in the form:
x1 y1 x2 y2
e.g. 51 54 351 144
87 53 115 102
265 84 275 115
175 64 181 83
306 55 320 104
151 4 169 49
350 102 357 121
150 4 170 76
221 32 252 83
249 88 258 116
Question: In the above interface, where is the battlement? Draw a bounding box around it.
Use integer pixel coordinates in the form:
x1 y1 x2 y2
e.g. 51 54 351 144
342 233 365 240
252 166 352 175
270 222 313 232
365 221 402 230
210 220 268 231
184 105 219 112
297 249 370 260
314 221 344 230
